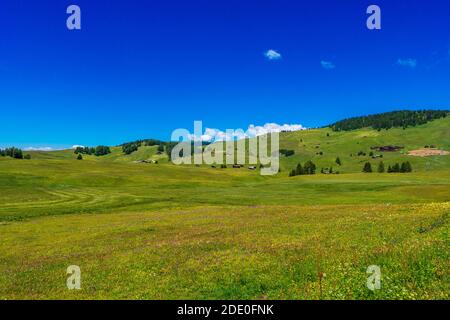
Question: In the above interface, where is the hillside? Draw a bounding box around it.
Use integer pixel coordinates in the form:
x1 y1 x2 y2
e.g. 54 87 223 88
278 116 450 173
22 116 450 174
0 114 449 300
329 110 449 131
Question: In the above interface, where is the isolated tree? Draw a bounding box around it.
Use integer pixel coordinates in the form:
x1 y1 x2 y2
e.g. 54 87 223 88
329 166 333 174
405 161 412 172
387 165 392 173
303 160 316 175
335 157 342 166
400 162 407 173
77 154 83 160
295 163 303 176
377 161 385 173
363 162 372 173
392 163 400 173
401 161 412 173
24 154 31 160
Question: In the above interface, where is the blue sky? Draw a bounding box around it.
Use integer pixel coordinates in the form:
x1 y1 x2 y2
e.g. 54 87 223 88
1 0 449 148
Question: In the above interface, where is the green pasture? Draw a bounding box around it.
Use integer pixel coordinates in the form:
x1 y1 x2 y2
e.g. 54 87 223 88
0 119 448 299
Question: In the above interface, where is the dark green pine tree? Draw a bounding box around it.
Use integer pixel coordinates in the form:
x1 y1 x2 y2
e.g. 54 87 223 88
377 161 385 173
405 161 412 172
400 162 407 173
303 160 316 174
401 161 412 173
392 163 400 172
363 162 372 173
295 163 304 176
335 157 342 166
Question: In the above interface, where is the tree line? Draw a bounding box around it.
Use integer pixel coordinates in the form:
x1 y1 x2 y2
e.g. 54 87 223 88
330 110 449 131
0 147 32 159
289 160 317 176
363 161 412 173
121 139 165 155
289 159 413 176
74 146 111 156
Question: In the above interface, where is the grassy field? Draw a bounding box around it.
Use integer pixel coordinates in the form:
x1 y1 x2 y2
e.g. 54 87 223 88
0 119 449 299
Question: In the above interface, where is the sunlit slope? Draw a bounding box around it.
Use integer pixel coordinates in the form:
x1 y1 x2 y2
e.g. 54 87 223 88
100 145 169 163
278 116 450 173
1 119 448 299
1 153 449 222
24 117 449 173
28 146 169 163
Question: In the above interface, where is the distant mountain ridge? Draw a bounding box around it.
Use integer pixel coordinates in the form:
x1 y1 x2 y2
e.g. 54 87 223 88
329 110 449 131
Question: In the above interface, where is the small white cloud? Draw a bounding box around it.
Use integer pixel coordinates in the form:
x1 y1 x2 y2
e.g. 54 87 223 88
321 60 335 70
23 147 55 152
397 58 417 68
72 145 85 149
264 49 282 60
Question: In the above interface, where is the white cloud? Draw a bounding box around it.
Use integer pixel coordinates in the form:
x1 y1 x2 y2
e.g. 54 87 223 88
189 123 306 142
71 145 85 149
23 147 55 152
264 49 282 60
320 60 335 70
397 58 417 68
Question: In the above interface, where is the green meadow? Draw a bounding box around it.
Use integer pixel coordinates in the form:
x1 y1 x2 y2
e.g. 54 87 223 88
0 118 449 299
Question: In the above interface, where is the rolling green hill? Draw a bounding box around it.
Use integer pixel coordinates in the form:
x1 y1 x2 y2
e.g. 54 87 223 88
329 109 449 131
23 116 450 174
278 116 450 173
0 113 448 299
